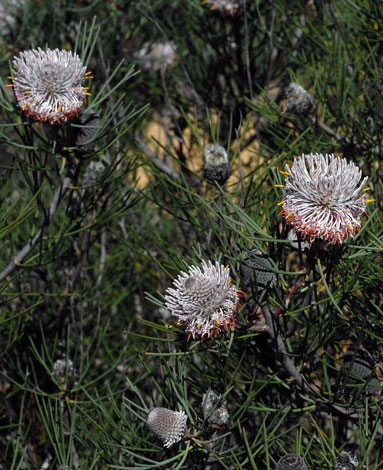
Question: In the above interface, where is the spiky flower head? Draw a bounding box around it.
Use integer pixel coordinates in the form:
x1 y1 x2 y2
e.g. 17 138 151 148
203 0 242 16
278 153 372 244
134 41 177 72
275 454 307 470
203 144 231 185
9 48 91 124
146 407 187 448
165 260 238 340
202 390 229 425
285 82 314 115
335 451 358 470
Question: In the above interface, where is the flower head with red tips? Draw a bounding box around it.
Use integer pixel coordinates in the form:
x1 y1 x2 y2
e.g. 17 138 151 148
9 48 92 124
278 153 373 245
165 260 238 339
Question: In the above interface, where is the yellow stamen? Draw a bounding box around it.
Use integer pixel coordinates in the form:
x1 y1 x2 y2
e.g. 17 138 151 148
279 170 291 176
7 76 13 79
83 87 90 90
197 323 200 329
366 199 376 203
175 321 181 325
285 212 292 219
57 106 61 112
343 209 349 212
348 224 352 229
225 264 229 269
312 211 317 216
274 184 284 188
168 325 173 328
216 319 220 326
85 92 92 96
24 91 31 93
85 71 92 75
277 200 286 206
33 99 38 104
5 84 13 87
22 104 27 110
363 187 370 192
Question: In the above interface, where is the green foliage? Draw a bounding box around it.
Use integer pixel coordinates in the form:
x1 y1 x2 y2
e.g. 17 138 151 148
1 0 383 469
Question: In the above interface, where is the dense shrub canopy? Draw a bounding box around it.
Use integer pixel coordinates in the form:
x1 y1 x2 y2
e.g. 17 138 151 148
1 1 383 469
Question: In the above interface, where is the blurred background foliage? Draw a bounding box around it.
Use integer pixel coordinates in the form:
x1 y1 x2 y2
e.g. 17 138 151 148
0 0 383 469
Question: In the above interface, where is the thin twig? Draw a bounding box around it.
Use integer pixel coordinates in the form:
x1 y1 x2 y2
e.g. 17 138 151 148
0 167 74 283
96 227 107 287
270 266 309 317
242 0 253 100
262 303 304 387
134 134 182 182
262 303 359 418
308 115 369 151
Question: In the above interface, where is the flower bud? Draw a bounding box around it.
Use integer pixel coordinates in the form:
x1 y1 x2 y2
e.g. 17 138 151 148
146 407 187 448
53 358 75 387
203 144 231 185
202 390 229 425
240 250 276 292
275 454 307 470
285 82 313 115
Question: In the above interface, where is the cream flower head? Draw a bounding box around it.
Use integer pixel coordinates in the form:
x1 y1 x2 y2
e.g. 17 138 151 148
278 153 374 244
146 407 187 448
165 260 239 340
9 48 92 124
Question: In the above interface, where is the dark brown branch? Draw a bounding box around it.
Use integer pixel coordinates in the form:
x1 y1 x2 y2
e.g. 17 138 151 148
262 303 304 387
134 134 182 183
308 115 369 152
0 168 74 283
262 303 359 418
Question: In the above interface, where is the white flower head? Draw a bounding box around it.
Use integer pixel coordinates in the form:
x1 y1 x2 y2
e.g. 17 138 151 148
134 41 177 72
203 0 242 16
146 407 187 448
279 153 373 244
10 48 91 124
0 0 25 37
335 451 358 470
165 260 238 340
53 358 75 386
285 82 314 115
